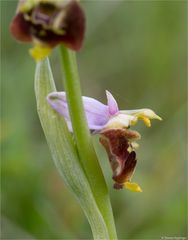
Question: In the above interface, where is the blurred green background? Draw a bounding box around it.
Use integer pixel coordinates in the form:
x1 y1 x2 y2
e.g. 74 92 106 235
1 0 187 239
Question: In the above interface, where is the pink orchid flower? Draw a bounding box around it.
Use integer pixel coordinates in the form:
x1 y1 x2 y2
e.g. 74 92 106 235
47 90 161 192
47 90 161 131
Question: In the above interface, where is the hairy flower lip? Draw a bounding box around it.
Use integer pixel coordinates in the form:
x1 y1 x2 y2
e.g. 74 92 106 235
100 128 138 190
10 0 85 59
100 128 141 141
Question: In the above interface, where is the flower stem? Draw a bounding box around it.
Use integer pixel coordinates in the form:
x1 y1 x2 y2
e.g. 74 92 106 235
60 45 117 239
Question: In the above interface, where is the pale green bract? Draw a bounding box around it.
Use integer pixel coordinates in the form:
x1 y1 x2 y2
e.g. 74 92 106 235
34 58 110 239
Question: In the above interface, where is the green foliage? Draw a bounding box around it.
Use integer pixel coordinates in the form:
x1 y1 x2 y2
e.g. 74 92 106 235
35 58 110 239
1 0 187 239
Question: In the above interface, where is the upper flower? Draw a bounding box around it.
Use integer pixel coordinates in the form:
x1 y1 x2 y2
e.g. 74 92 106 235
10 0 85 60
47 90 162 192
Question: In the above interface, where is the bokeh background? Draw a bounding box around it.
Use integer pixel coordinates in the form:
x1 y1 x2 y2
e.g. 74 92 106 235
1 0 187 239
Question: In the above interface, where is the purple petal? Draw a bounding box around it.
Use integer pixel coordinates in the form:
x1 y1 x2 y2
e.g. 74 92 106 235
47 92 73 131
106 90 119 115
47 92 70 120
47 91 110 131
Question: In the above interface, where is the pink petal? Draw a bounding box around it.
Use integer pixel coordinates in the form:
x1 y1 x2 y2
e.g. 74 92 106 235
106 90 119 115
47 92 110 131
47 92 70 120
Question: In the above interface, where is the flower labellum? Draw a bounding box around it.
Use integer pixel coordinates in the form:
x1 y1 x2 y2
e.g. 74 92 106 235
100 128 142 192
10 0 85 60
47 90 162 192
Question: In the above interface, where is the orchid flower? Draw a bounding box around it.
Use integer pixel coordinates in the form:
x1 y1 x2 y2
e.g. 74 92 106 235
47 90 161 192
10 0 85 60
47 90 161 131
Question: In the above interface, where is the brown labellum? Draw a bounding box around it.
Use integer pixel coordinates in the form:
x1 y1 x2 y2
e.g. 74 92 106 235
100 128 140 189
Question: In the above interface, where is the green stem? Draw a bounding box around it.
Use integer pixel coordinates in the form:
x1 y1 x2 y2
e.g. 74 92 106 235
60 45 117 239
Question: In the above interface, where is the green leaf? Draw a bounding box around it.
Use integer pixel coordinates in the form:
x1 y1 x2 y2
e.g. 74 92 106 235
34 58 110 239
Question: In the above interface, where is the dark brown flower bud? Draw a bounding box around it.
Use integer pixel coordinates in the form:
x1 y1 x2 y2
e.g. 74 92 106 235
10 0 85 52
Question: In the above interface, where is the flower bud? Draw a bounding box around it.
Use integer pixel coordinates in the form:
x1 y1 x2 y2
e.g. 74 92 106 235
10 0 85 59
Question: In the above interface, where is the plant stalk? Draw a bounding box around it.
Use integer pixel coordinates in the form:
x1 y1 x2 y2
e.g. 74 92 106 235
60 45 117 239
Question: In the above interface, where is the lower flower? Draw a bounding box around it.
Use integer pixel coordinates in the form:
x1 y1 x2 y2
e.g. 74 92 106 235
47 90 162 192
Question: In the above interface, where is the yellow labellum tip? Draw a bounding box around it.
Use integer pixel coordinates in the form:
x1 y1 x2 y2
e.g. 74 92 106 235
124 182 142 192
29 45 51 61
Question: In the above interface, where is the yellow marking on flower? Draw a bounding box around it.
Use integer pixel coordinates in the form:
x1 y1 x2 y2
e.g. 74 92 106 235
19 0 37 12
53 11 66 34
127 145 133 153
139 116 151 127
130 118 137 126
124 182 142 192
20 0 60 13
29 45 51 61
131 141 139 149
38 0 65 5
130 110 162 127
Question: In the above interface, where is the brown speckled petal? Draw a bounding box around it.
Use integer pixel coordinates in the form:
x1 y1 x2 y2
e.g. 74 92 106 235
100 128 139 189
